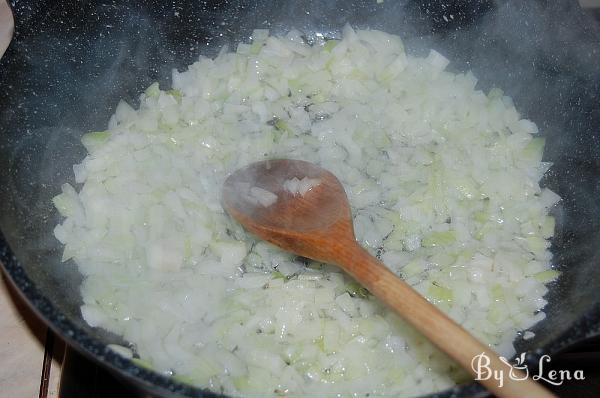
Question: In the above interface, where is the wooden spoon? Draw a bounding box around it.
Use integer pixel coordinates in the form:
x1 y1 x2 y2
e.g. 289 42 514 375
222 159 554 398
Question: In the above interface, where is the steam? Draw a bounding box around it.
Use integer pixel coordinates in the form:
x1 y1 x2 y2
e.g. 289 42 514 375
10 0 595 242
202 0 600 168
422 1 600 165
2 0 599 364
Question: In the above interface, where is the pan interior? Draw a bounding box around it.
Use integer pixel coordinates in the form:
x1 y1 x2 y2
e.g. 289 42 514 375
1 1 599 397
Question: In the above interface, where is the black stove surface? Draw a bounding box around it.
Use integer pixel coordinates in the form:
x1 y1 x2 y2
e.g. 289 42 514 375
59 346 140 398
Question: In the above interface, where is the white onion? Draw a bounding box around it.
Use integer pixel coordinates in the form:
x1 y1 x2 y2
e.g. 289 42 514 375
52 26 559 397
283 177 321 196
249 186 278 207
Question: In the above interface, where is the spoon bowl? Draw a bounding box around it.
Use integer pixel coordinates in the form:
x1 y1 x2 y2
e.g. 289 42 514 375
222 159 354 263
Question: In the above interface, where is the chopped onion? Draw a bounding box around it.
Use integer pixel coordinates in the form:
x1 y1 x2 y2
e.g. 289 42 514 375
248 186 278 207
283 176 321 196
52 26 560 398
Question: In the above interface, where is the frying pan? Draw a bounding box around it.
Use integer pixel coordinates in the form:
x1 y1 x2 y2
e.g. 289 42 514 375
1 0 600 397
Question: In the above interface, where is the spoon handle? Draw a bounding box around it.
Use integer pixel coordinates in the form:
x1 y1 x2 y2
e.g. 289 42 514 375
337 244 554 398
